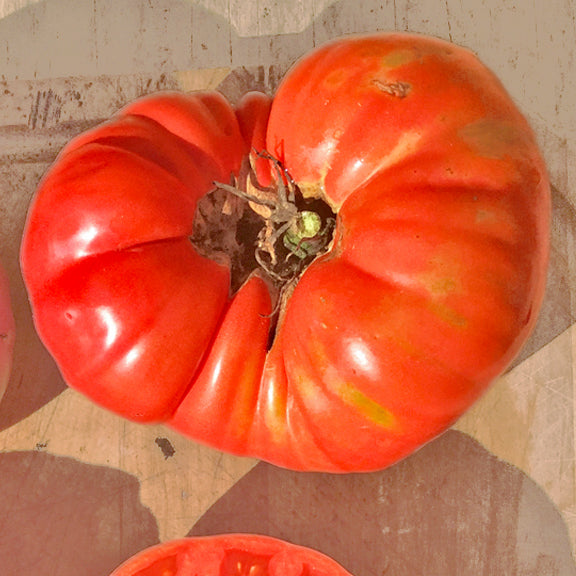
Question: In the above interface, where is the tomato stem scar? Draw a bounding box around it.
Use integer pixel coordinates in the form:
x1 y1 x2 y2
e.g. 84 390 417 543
203 151 336 293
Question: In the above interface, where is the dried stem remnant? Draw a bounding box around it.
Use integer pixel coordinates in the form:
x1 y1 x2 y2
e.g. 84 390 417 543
191 151 336 298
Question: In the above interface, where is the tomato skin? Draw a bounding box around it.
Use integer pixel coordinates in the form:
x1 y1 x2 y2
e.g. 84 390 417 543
235 91 273 187
21 33 550 472
251 33 549 471
265 33 545 208
108 534 352 576
20 91 243 421
169 275 272 451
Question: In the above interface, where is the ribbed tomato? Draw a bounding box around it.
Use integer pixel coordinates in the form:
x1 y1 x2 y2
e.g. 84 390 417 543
20 33 549 472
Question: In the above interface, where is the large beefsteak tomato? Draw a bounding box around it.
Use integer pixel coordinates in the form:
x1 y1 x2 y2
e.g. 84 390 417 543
108 534 352 576
20 33 550 472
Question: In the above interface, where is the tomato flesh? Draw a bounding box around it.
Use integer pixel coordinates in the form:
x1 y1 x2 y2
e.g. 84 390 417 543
109 535 350 576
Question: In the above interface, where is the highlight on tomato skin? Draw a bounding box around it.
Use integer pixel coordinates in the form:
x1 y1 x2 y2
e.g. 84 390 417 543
19 31 550 473
108 534 354 576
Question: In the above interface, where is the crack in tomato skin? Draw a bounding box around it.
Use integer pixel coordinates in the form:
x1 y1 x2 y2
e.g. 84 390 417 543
371 78 412 98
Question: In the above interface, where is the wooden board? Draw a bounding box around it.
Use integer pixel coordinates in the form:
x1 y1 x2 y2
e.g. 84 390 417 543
0 1 575 574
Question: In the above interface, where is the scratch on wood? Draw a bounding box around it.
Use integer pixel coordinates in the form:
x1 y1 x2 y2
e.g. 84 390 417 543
445 0 453 42
28 89 63 130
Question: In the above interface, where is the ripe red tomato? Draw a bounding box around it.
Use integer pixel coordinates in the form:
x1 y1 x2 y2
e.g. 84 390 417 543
20 33 549 472
0 263 15 405
108 534 351 576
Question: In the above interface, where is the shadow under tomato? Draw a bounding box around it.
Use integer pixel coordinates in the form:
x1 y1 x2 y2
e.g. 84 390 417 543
0 156 70 432
0 451 160 576
189 430 576 576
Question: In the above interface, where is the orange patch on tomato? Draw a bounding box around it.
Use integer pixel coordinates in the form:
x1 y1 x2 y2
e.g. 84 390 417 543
382 48 418 68
459 119 520 159
323 68 349 90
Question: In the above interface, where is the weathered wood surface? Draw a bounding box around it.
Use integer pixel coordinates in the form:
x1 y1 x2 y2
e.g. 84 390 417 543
0 1 575 574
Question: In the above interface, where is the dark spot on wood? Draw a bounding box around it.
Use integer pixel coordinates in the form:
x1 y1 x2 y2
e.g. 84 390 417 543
155 437 176 460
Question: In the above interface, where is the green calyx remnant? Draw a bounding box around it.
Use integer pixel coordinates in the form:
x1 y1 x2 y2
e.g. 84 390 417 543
207 150 337 289
283 210 323 259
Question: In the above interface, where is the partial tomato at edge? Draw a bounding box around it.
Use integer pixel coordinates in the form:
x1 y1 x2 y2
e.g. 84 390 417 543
108 534 353 576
